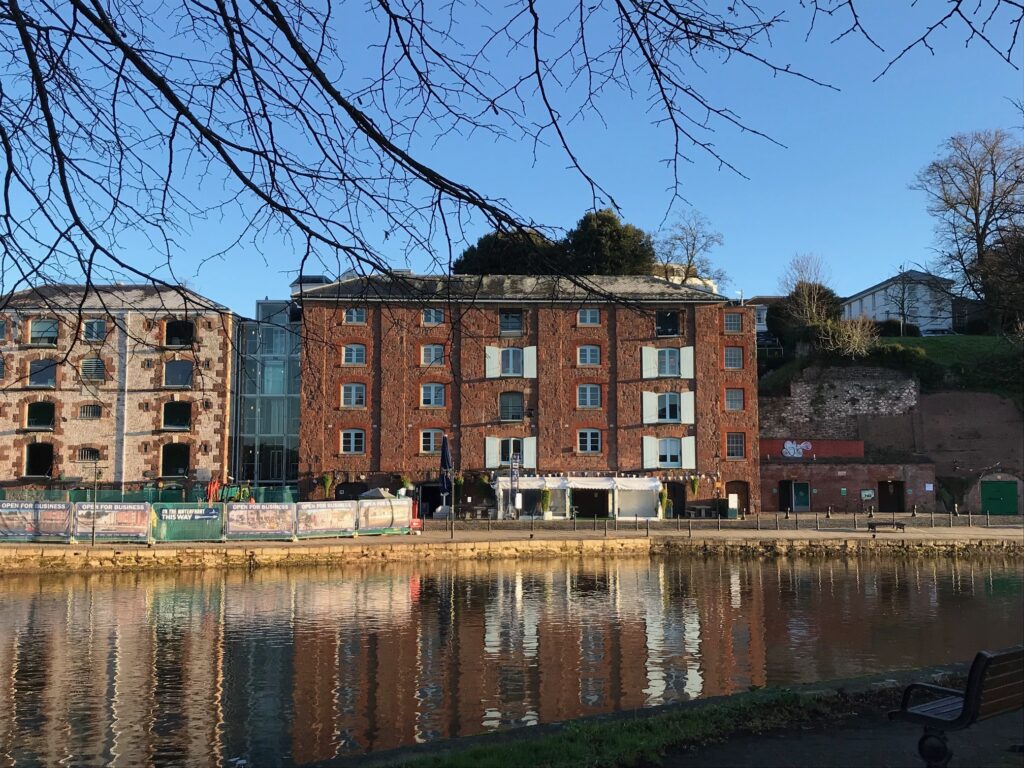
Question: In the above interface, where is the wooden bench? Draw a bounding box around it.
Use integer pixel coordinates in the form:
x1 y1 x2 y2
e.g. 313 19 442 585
889 645 1024 767
867 520 906 532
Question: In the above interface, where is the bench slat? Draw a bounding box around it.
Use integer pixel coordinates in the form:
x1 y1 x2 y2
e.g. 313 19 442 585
980 679 1024 699
978 692 1024 720
910 697 963 719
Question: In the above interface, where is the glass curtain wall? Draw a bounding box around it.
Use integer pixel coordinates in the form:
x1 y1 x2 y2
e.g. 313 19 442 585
235 301 301 485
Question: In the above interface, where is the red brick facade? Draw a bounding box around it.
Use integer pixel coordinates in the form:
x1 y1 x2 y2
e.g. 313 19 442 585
760 460 937 513
299 278 760 510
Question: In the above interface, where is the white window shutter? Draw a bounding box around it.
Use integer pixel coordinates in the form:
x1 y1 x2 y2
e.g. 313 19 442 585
485 346 500 378
523 346 538 379
485 437 499 468
680 346 694 379
680 391 695 424
640 346 657 379
681 436 696 469
523 437 537 468
642 436 658 469
641 391 658 424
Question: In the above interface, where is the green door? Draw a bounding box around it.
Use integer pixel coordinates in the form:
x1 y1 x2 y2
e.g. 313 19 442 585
980 481 1019 516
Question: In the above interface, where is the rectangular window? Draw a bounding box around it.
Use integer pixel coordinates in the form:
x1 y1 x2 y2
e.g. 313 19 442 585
261 360 287 394
30 319 58 346
341 429 365 454
421 344 444 366
341 383 366 407
724 313 742 333
658 392 680 422
422 308 444 325
163 360 193 388
80 358 105 381
658 438 682 468
79 404 102 419
656 311 679 337
657 348 680 376
499 391 524 421
756 308 767 326
499 438 523 465
344 307 366 324
83 319 106 342
343 344 366 365
499 309 524 335
29 359 57 388
577 384 601 409
421 383 445 407
0 320 6 341
578 429 601 453
421 429 443 454
725 388 745 411
726 432 745 459
724 347 743 369
0 356 5 378
578 345 600 366
577 309 600 326
500 348 523 376
78 447 101 463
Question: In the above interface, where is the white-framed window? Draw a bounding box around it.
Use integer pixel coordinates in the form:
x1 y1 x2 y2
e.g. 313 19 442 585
341 383 366 407
499 391 524 421
578 345 600 366
577 308 600 326
578 429 601 453
343 343 366 365
421 383 445 407
501 347 523 376
658 437 682 468
499 309 523 335
83 319 106 342
422 308 444 326
421 429 443 454
756 308 767 326
499 437 523 465
341 429 365 454
657 348 680 377
29 319 58 346
80 358 105 381
724 347 743 369
421 344 444 366
344 307 366 324
79 404 102 419
724 313 742 332
658 392 680 422
726 432 745 459
577 384 601 409
725 388 745 411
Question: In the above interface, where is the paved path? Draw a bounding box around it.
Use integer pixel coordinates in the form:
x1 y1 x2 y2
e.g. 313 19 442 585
663 710 1024 768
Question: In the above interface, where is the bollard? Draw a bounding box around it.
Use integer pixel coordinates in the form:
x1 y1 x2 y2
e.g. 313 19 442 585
573 516 577 532
949 509 953 527
795 510 799 530
593 516 597 531
451 515 455 540
615 517 618 532
646 518 650 538
968 509 972 527
785 506 790 520
688 518 692 538
912 504 918 518
635 516 639 531
826 505 833 520
815 510 819 531
892 508 896 528
756 514 760 531
531 515 535 532
853 510 857 531
930 508 934 528
677 516 681 531
775 512 780 530
488 517 491 532
986 510 990 528
953 503 959 517
604 519 608 537
717 516 721 531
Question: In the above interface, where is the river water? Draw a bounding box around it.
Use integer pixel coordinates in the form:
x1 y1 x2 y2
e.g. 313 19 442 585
0 555 1021 766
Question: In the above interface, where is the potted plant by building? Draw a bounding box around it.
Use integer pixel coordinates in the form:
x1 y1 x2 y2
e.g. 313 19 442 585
321 471 335 501
540 488 552 520
659 485 669 519
689 475 700 498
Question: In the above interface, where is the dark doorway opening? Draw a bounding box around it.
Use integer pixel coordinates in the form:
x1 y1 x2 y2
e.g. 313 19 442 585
25 442 54 477
665 481 687 518
335 481 369 501
418 483 442 517
161 443 190 478
725 480 750 515
573 488 609 517
877 480 905 513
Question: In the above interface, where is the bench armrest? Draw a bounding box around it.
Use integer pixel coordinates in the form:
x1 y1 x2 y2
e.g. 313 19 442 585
899 683 965 711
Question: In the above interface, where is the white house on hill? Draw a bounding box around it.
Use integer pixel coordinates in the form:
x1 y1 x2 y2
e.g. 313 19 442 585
841 270 954 333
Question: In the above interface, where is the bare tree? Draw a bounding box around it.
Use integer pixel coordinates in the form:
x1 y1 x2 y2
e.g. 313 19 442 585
912 129 1024 328
884 266 919 334
655 211 726 291
778 253 840 328
819 316 879 359
0 1 1021 306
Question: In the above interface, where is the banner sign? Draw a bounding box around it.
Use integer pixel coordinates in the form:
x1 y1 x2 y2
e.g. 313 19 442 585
296 501 357 537
75 503 150 541
358 499 412 532
225 503 295 539
0 501 72 541
510 452 521 500
158 507 220 521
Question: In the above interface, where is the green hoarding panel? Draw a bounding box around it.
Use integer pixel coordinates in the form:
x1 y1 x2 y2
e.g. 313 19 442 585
980 481 1019 516
152 503 224 542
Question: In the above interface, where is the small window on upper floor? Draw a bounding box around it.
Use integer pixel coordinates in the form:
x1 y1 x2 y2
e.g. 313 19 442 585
657 348 680 377
341 383 366 407
340 429 365 454
577 384 601 409
656 311 679 337
500 348 523 376
499 391 524 422
164 359 194 388
725 388 745 411
80 358 105 381
344 307 366 324
578 345 600 366
421 429 443 454
499 309 523 335
343 344 366 365
28 359 57 388
0 356 5 379
422 308 444 326
78 447 101 463
26 401 55 431
165 320 195 348
79 404 102 420
421 383 445 407
0 320 7 342
421 344 444 366
726 432 746 459
83 319 107 342
577 308 600 326
162 401 192 431
30 319 58 346
724 313 743 333
724 347 743 370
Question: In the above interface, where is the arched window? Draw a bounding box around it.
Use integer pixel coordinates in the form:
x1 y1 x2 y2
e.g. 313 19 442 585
26 402 55 430
162 401 192 430
161 443 190 477
25 443 54 477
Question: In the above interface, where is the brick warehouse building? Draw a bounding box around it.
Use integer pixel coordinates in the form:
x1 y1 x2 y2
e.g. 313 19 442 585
296 274 760 517
0 285 234 493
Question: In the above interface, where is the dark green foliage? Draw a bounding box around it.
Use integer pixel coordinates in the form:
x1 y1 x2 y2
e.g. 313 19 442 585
875 319 921 337
452 229 562 274
963 318 991 335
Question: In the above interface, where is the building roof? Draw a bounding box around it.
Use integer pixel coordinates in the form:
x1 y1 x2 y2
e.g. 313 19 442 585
2 284 231 314
841 270 953 305
294 273 725 304
745 295 784 306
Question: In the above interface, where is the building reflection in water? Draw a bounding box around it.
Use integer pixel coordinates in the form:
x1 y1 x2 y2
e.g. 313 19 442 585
0 556 1021 766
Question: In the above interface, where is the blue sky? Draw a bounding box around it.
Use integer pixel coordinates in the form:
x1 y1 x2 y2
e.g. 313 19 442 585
180 4 1022 314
